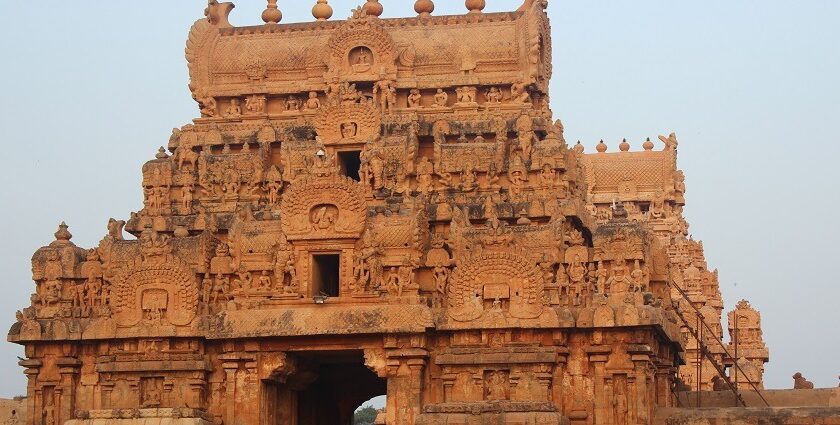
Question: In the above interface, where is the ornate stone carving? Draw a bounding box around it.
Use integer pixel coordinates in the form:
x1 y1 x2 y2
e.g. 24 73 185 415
113 230 198 327
314 102 381 144
281 175 367 240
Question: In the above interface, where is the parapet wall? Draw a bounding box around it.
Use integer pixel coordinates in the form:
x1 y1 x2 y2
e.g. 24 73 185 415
655 407 840 425
0 398 26 425
676 388 840 408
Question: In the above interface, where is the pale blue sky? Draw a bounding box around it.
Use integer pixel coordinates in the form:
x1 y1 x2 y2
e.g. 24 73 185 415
0 1 837 397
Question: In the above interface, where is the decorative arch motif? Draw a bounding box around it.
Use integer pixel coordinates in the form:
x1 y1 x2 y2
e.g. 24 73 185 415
113 255 198 328
315 102 381 144
448 252 544 322
524 0 553 92
327 19 396 77
281 175 367 240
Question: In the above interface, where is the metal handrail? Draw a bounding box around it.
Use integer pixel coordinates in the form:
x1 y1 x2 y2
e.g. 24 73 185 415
667 280 771 408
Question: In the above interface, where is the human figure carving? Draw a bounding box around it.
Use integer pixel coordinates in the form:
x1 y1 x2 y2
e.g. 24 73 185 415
631 259 647 292
285 95 301 111
305 91 321 110
461 163 478 192
507 152 528 196
485 87 503 103
486 371 507 400
567 255 587 306
455 86 477 105
433 89 448 108
407 88 423 108
246 95 266 114
595 261 609 294
510 81 531 104
516 114 537 162
353 232 383 294
325 77 342 106
606 260 633 294
225 98 242 117
373 79 396 112
257 270 272 291
43 396 55 425
212 274 229 305
650 188 667 219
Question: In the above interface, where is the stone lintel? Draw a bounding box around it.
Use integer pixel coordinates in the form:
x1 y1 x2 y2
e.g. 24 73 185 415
96 360 210 373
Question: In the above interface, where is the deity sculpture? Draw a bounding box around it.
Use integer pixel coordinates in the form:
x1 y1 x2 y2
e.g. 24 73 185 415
510 81 531 104
245 95 266 114
407 88 423 108
226 98 242 117
285 95 301 111
433 89 448 108
305 91 321 110
455 86 477 105
485 87 503 103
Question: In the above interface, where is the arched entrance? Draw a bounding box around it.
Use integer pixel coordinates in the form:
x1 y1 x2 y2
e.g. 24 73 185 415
263 350 386 425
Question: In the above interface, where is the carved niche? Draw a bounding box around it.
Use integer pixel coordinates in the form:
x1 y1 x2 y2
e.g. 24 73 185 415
113 246 198 328
326 15 396 78
314 102 381 144
447 252 544 322
281 175 367 240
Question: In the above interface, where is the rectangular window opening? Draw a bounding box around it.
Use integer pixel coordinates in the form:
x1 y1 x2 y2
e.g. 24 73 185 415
313 254 340 298
338 151 362 182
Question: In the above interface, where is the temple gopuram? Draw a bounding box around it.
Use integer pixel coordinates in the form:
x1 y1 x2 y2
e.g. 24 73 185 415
9 1 773 424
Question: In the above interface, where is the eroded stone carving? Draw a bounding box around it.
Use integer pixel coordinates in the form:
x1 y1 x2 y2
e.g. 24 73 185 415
9 3 753 425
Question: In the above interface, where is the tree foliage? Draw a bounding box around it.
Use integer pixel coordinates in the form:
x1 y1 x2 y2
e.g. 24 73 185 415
354 405 379 425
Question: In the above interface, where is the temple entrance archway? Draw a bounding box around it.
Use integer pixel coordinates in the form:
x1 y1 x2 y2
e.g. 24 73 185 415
263 350 386 425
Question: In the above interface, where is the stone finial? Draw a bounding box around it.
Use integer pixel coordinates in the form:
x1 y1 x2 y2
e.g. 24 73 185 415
312 0 333 21
643 137 654 151
619 138 630 152
596 140 608 153
415 0 435 16
262 0 282 24
156 147 170 159
574 141 585 154
54 222 72 242
363 0 383 17
466 0 486 14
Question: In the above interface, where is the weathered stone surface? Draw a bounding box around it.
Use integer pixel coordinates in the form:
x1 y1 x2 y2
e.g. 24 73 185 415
655 407 840 425
7 2 778 425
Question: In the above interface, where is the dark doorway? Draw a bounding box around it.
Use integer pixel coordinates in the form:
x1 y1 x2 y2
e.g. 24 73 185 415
338 151 362 181
263 350 387 425
312 254 340 297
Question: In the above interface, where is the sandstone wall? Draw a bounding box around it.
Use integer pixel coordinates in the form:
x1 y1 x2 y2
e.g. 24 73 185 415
655 407 840 425
676 388 840 408
0 398 26 425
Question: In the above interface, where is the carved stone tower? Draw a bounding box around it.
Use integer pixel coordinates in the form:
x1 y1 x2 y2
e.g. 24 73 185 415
9 2 733 424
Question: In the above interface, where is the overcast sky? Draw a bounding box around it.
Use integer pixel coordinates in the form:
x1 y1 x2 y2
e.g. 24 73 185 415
0 1 837 398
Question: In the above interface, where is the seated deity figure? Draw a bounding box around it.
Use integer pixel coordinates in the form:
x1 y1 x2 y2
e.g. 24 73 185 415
305 91 321 110
225 98 242 117
407 89 423 108
433 89 448 107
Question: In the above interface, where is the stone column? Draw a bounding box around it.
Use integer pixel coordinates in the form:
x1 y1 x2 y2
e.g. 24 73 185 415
384 348 428 425
550 347 569 414
628 346 653 424
220 354 240 425
56 357 81 423
20 358 42 425
586 346 611 425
